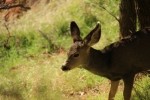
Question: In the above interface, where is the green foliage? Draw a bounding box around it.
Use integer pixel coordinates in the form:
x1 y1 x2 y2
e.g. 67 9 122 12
0 0 149 100
0 0 123 99
132 76 150 100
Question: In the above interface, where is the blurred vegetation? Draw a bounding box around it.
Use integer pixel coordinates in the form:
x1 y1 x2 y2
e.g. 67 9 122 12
132 76 150 100
0 0 149 100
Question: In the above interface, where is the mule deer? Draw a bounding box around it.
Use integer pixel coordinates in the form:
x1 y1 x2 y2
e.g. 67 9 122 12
61 21 150 100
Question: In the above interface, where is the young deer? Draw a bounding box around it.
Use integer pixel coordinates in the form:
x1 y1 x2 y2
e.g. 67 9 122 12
61 21 150 100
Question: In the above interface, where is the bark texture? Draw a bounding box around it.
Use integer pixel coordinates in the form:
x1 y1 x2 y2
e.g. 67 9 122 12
119 0 150 38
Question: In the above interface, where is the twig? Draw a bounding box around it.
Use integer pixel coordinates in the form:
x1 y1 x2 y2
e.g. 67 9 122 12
4 23 11 37
38 30 52 44
38 30 59 53
3 23 11 49
99 5 120 23
91 3 120 23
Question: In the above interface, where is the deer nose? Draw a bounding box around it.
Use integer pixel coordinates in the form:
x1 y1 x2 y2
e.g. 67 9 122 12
61 65 70 71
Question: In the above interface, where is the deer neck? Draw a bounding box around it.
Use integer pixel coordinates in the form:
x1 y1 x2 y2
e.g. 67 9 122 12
84 47 111 76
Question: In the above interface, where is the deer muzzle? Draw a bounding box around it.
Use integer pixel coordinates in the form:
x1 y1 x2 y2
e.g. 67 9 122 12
61 65 70 71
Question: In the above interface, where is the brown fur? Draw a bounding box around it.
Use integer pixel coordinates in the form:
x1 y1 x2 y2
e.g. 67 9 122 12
62 21 150 100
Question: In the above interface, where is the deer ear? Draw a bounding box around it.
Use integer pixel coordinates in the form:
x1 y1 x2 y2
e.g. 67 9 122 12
70 21 82 42
84 22 101 46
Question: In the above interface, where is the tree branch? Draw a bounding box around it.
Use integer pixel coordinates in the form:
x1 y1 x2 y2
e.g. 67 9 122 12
99 5 120 23
91 3 120 23
0 4 31 10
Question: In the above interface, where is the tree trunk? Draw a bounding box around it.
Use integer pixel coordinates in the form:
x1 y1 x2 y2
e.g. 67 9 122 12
135 0 150 29
119 0 137 38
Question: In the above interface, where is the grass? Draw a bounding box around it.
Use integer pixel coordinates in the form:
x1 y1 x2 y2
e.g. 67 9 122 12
0 0 149 100
0 52 108 100
132 76 150 100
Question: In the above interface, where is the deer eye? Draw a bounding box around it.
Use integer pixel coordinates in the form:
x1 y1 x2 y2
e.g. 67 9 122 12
73 53 79 57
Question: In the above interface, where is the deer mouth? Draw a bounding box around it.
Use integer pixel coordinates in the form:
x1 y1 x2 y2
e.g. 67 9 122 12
61 65 71 71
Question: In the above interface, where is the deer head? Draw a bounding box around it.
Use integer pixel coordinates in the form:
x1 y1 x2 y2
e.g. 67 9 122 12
61 21 101 71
